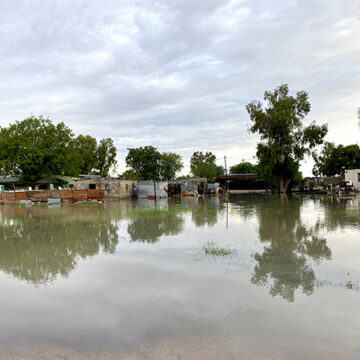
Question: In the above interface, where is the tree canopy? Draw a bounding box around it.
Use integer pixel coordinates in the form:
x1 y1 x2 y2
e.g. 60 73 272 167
229 161 258 174
0 116 118 180
313 142 360 177
124 146 183 180
95 138 117 177
0 116 77 181
159 152 184 180
73 135 98 174
246 84 328 192
190 151 223 181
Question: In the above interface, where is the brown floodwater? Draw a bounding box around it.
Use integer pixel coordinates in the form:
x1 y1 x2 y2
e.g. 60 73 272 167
0 195 359 359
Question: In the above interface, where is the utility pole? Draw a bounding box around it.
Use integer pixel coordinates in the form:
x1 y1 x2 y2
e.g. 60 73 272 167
224 155 228 192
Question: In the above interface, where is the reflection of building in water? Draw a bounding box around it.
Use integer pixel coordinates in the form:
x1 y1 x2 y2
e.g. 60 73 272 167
0 205 120 285
248 196 332 302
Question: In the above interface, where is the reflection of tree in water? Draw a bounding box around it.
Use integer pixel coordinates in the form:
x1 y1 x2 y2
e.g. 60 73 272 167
250 196 331 302
127 208 184 243
314 196 360 232
190 199 218 227
0 206 119 285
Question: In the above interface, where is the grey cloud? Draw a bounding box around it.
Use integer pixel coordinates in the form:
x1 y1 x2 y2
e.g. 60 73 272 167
0 0 359 175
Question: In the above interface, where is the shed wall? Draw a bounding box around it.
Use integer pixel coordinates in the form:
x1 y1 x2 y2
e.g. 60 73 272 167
138 181 168 199
345 169 360 191
74 178 136 199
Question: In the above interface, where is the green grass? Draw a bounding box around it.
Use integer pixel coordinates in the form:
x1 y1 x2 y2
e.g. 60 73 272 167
66 201 103 206
203 241 235 256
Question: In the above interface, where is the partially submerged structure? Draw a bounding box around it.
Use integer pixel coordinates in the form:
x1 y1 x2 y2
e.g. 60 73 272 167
0 189 104 204
0 176 78 190
345 169 360 192
138 181 168 199
216 174 267 194
74 177 137 200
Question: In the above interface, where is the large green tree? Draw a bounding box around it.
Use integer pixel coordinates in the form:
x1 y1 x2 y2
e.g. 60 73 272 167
159 152 183 180
95 138 117 177
73 135 98 174
229 161 258 174
0 116 79 181
124 147 184 180
190 151 223 181
313 142 360 177
125 146 162 180
246 84 328 193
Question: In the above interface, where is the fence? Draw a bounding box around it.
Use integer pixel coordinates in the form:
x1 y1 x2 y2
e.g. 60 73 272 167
0 189 104 204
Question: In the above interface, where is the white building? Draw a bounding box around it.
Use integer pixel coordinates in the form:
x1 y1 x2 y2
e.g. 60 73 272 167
345 169 360 191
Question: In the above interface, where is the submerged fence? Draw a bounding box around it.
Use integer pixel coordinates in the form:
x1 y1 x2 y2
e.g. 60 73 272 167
0 189 104 204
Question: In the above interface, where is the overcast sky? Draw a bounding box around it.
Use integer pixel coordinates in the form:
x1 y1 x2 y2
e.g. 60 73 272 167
0 0 359 175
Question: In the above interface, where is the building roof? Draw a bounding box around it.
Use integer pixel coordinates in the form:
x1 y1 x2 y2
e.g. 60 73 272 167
79 174 102 179
0 177 20 184
216 173 257 180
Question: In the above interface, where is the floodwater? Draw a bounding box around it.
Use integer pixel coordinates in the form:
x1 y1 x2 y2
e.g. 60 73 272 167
0 195 359 360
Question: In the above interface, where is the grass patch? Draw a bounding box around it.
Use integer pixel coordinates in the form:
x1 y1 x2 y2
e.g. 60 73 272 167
66 201 103 206
203 241 235 256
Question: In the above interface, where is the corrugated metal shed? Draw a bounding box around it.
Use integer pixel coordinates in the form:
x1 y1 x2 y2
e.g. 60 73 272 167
181 184 197 192
138 181 168 199
207 183 220 193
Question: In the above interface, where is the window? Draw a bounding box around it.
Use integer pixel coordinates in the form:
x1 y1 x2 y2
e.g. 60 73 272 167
89 184 96 189
358 173 360 182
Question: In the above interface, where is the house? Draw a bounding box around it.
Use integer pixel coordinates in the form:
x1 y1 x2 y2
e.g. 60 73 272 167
74 177 137 199
33 176 79 190
215 174 267 194
345 169 360 191
0 177 21 190
0 176 78 191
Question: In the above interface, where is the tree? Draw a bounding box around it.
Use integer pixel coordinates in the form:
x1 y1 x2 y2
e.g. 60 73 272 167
125 146 162 180
313 142 360 177
73 135 98 174
229 161 258 174
124 147 184 180
95 138 117 177
0 115 79 181
190 151 223 181
246 84 328 193
118 169 139 180
159 152 183 180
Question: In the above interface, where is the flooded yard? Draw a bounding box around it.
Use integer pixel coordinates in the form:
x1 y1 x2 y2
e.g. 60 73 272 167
0 195 359 359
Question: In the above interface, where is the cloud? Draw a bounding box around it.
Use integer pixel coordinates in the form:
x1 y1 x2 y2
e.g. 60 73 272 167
0 0 359 175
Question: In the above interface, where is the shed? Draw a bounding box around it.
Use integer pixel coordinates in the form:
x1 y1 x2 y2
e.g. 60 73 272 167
345 169 360 191
74 177 137 199
138 181 168 199
216 174 267 194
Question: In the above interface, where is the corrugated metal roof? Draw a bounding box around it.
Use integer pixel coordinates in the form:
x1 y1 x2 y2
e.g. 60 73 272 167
216 174 257 180
79 174 102 179
0 177 20 184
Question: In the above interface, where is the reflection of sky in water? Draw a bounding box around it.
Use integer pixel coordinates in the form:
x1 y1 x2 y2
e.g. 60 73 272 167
0 195 359 359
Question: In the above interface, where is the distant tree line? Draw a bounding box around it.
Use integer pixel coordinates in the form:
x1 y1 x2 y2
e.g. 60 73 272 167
0 116 117 181
1 87 359 189
312 142 360 177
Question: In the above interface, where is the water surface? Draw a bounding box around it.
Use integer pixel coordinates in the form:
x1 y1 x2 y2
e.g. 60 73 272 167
0 195 359 359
